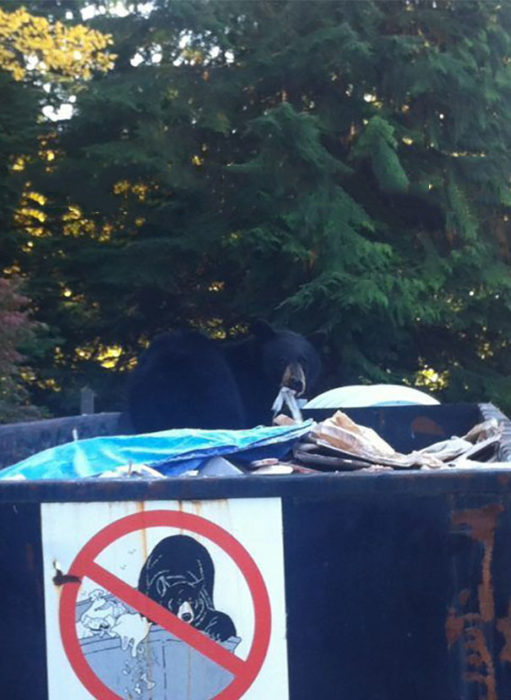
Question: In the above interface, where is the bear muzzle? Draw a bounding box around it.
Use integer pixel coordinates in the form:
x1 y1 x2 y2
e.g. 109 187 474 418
177 601 194 623
281 363 306 396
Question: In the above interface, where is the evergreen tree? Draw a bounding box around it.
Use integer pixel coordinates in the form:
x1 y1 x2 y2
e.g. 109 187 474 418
12 0 511 414
0 1 115 416
0 277 46 422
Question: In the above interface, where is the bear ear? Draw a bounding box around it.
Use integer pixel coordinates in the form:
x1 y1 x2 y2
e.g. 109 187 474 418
250 319 276 341
308 330 328 350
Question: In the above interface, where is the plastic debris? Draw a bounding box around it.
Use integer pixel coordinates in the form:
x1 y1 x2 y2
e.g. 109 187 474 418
0 421 313 480
272 386 303 422
98 464 164 479
251 464 295 475
199 457 243 477
293 411 503 471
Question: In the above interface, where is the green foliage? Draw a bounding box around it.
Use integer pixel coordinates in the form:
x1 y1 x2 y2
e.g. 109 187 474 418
0 70 39 271
3 0 511 415
352 117 410 193
0 278 47 422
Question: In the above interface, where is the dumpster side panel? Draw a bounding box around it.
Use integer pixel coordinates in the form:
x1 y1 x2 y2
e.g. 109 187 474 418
2 476 511 699
284 490 511 700
0 503 47 700
283 494 453 700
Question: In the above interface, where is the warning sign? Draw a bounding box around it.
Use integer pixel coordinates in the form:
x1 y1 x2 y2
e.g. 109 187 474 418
42 499 288 699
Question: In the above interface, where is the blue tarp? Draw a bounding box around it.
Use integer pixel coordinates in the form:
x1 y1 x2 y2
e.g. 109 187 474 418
0 421 313 480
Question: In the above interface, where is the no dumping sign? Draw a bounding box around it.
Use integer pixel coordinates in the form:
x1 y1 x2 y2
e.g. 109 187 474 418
42 499 288 700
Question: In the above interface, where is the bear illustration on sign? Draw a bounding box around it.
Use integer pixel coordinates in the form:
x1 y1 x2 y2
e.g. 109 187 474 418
126 321 323 432
138 534 237 643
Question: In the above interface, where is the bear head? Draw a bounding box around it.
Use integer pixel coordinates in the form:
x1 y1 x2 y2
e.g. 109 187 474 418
151 574 212 628
251 320 323 399
138 535 216 630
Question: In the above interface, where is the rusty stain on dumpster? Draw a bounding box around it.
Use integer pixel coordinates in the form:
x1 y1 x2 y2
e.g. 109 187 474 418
497 603 511 664
452 503 503 622
447 503 504 700
411 416 444 438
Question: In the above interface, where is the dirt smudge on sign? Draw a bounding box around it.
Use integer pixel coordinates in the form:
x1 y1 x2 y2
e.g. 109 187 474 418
135 501 148 564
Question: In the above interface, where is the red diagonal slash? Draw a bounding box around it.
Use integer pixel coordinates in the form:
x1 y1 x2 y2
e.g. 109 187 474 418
83 560 246 676
59 509 272 700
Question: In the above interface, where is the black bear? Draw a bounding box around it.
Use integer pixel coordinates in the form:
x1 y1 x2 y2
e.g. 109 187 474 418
127 321 322 432
138 534 236 642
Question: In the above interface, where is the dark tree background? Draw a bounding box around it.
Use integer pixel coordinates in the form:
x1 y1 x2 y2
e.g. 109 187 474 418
2 0 511 418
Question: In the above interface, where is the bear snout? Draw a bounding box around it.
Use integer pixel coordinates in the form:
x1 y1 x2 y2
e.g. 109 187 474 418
282 363 306 396
177 601 194 624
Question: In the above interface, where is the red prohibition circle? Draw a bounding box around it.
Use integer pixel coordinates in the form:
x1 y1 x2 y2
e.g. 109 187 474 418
59 509 272 700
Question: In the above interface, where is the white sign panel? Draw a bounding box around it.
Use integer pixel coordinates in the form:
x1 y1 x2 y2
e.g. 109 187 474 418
42 498 288 699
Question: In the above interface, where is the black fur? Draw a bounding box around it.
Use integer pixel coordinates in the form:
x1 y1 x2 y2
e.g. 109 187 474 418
138 535 236 642
127 322 322 432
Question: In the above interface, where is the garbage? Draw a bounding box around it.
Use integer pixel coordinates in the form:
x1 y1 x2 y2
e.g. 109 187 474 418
248 458 280 469
0 406 506 479
273 413 299 426
198 456 243 477
0 421 313 480
99 464 165 479
246 457 297 475
272 386 303 422
251 464 295 475
293 410 504 471
417 419 501 464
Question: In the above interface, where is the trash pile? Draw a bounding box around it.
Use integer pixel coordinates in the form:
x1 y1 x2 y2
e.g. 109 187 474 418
292 410 503 473
0 422 313 480
0 405 505 480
